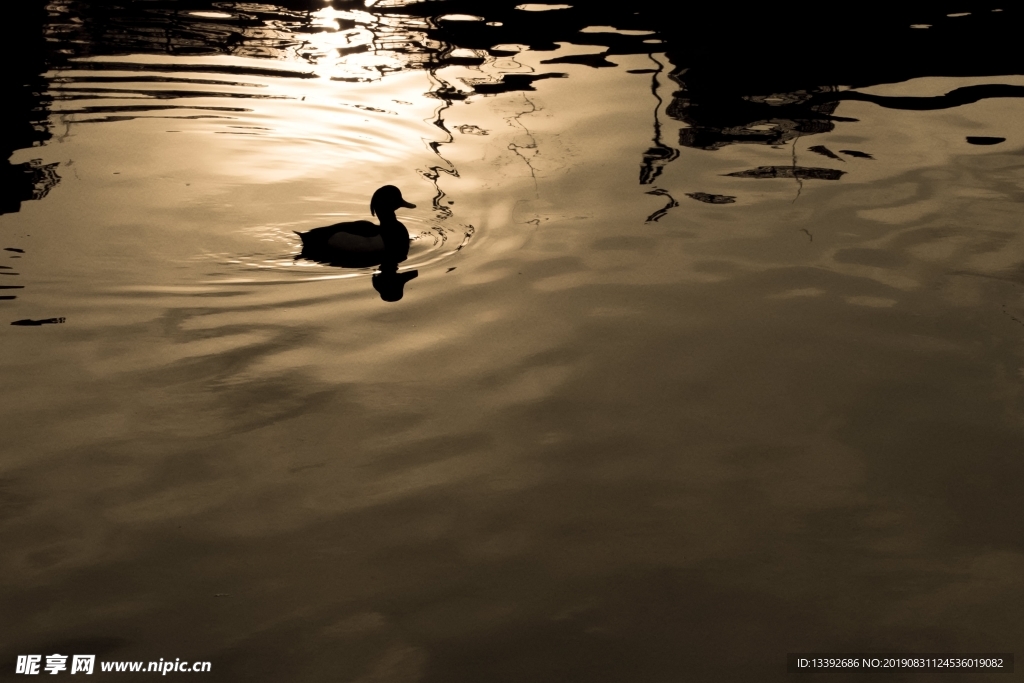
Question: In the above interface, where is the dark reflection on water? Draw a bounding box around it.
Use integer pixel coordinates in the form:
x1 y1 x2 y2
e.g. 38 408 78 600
4 1 1024 681
1 3 58 217
16 1 1024 206
373 265 418 301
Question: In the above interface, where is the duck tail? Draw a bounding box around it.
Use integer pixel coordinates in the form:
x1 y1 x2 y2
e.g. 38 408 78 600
294 231 308 245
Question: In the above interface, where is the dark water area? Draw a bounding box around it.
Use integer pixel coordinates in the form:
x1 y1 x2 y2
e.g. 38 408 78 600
2 1 1024 681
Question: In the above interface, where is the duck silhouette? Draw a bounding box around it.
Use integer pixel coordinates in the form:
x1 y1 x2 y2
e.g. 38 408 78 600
295 185 416 268
372 263 419 302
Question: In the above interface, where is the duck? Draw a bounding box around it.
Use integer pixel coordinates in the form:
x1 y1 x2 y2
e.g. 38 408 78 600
295 185 416 267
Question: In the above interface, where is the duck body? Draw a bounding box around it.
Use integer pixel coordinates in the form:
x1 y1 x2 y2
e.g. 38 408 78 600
299 220 384 252
295 186 415 267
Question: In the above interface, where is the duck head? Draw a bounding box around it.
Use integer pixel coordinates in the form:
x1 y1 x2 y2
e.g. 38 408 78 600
370 185 416 217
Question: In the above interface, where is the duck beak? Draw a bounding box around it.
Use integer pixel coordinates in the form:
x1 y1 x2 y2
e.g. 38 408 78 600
399 198 416 209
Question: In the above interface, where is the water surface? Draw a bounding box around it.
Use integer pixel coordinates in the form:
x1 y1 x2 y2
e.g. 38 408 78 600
2 2 1023 681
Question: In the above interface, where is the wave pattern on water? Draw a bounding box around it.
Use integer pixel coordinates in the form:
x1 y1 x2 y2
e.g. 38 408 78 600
4 4 1024 680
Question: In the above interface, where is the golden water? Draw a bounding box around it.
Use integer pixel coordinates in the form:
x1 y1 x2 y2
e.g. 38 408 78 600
2 3 1023 680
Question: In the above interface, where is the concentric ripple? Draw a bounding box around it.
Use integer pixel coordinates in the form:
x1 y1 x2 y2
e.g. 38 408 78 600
206 215 475 280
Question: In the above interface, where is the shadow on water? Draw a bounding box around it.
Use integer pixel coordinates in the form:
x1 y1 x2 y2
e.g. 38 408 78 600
1 1 1022 318
0 2 1022 308
11 2 1024 145
34 3 1024 122
0 3 58 318
11 0 1024 222
0 4 57 218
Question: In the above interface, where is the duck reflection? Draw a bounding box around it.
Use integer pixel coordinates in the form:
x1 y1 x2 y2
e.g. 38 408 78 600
295 185 418 302
372 264 419 302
